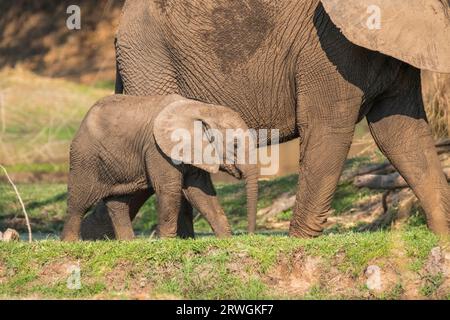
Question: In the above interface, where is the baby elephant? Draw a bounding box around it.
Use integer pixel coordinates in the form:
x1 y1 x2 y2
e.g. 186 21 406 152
61 94 259 241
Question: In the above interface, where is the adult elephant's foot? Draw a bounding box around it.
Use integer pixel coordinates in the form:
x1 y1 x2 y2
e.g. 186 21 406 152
288 48 363 239
289 207 328 238
427 207 450 236
418 179 450 236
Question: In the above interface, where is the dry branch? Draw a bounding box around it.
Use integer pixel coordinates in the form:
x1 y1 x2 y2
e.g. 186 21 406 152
436 138 450 148
0 165 32 242
342 139 450 184
257 193 296 222
436 138 450 154
354 167 450 190
340 162 394 183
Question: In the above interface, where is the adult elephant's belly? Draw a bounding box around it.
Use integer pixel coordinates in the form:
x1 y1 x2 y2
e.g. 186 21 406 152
121 57 299 144
178 67 298 144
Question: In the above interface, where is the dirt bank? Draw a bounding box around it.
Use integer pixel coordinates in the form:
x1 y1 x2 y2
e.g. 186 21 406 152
0 0 124 84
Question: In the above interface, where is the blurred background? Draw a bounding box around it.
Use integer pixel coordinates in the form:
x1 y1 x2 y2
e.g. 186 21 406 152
0 0 449 236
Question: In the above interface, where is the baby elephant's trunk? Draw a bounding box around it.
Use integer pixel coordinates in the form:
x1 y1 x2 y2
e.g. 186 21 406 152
241 164 259 234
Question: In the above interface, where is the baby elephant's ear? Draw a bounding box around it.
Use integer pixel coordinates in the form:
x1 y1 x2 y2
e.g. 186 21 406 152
153 100 221 174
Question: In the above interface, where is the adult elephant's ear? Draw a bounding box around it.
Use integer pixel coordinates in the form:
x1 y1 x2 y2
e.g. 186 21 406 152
320 0 450 73
153 100 221 174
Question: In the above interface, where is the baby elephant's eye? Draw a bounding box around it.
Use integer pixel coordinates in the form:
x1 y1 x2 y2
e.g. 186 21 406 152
205 129 215 143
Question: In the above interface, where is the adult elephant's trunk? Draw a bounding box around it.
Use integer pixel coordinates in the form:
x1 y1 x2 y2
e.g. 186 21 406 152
240 164 259 234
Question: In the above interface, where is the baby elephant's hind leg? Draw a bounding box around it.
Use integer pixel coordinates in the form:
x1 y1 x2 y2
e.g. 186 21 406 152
105 195 135 240
62 190 100 241
183 169 232 238
81 189 152 240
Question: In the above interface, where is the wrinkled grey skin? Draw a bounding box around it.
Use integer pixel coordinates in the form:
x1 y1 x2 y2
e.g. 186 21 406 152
86 0 449 238
61 94 259 241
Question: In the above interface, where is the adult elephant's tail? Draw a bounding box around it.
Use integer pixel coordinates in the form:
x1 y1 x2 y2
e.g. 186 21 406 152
114 62 124 94
114 37 124 94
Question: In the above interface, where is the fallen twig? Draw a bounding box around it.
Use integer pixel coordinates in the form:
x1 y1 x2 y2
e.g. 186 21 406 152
0 165 32 242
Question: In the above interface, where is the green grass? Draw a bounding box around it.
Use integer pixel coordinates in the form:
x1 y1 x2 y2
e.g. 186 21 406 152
0 183 68 233
0 156 446 300
402 225 439 272
2 164 444 299
420 273 445 297
3 163 69 174
0 171 381 236
303 231 393 276
0 230 447 299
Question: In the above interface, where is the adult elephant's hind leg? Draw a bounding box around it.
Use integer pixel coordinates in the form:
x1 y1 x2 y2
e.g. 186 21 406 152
367 68 449 235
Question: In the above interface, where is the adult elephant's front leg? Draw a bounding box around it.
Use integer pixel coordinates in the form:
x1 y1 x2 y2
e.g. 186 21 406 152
290 124 356 238
367 67 449 235
290 74 362 238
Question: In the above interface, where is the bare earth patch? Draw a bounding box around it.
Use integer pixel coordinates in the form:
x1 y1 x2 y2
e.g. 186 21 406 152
266 249 322 297
264 244 450 299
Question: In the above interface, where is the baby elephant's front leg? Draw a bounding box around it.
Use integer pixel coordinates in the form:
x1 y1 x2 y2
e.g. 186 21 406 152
183 169 232 238
105 196 135 240
156 188 183 238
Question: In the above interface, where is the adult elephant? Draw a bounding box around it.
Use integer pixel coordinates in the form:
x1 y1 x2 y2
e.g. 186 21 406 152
85 0 450 238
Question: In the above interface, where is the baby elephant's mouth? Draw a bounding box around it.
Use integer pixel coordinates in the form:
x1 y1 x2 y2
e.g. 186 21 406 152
220 164 243 180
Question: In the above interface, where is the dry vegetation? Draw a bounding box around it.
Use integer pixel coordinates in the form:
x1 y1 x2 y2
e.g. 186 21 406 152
0 68 112 167
422 71 450 139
